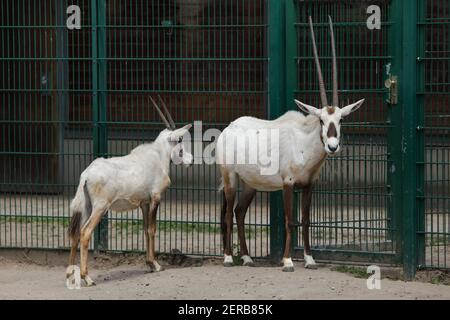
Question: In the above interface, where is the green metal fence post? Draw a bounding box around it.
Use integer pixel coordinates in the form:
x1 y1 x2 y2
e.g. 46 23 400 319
387 0 404 265
416 0 426 268
268 0 286 261
56 0 69 195
400 0 420 279
285 0 297 109
91 1 98 159
92 0 108 251
285 0 298 251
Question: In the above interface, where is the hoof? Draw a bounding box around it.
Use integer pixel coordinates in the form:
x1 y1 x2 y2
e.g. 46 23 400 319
304 254 317 269
241 255 255 267
305 263 318 270
147 261 164 272
223 254 233 267
282 266 295 272
281 257 294 272
82 275 96 287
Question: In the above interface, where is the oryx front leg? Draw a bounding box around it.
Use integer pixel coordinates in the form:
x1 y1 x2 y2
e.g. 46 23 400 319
144 195 163 272
79 207 106 287
302 185 317 269
282 183 295 272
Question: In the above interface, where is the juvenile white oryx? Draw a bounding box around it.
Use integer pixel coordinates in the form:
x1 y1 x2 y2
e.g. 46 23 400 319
66 96 193 288
216 16 365 271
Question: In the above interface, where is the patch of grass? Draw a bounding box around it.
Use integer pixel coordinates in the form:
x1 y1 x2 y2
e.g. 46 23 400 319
113 220 143 235
431 276 441 285
332 265 369 279
2 215 268 238
416 270 450 286
158 221 221 234
112 219 268 237
0 215 70 227
112 220 223 235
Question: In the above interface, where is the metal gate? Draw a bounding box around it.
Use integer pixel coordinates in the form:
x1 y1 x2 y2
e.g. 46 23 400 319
0 0 449 277
268 0 399 265
419 0 450 270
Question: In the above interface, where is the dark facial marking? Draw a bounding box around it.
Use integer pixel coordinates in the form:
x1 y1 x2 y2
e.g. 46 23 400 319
327 122 337 138
318 119 325 146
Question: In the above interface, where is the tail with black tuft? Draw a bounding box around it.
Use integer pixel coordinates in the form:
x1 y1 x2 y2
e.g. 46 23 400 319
68 211 82 239
68 180 92 240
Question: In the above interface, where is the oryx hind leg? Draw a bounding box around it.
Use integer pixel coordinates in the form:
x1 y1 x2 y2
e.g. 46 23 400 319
68 236 79 266
220 167 237 267
282 183 295 272
66 237 81 289
234 182 256 267
79 206 107 287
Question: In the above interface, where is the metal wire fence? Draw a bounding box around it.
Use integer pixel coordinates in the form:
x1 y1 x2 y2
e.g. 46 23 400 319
0 0 270 257
292 0 396 264
0 0 449 272
422 0 450 269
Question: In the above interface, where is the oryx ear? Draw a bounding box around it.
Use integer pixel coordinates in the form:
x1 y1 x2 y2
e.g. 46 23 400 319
170 124 192 140
341 99 365 117
294 99 321 117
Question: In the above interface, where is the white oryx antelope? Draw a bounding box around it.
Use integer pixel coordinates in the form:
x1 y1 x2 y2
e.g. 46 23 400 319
216 16 365 271
66 96 193 288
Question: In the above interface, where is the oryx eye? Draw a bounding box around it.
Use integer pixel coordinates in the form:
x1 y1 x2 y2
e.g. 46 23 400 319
178 137 183 143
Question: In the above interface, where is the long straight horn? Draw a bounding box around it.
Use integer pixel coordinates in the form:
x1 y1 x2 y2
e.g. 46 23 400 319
329 16 338 107
148 96 171 129
157 94 176 130
308 16 328 108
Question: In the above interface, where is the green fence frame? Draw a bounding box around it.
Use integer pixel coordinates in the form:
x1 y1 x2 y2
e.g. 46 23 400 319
0 0 449 277
284 0 400 268
91 0 108 251
420 0 450 271
267 0 285 262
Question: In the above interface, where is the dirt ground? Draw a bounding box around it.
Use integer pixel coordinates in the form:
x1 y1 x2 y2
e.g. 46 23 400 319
0 250 449 300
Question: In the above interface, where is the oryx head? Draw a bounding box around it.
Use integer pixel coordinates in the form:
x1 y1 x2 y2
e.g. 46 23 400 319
295 16 365 155
149 95 194 167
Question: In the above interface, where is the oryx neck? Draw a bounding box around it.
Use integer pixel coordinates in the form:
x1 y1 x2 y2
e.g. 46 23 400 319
152 133 172 170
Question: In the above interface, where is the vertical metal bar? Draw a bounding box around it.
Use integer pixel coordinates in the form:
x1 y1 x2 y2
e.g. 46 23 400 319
97 0 108 251
285 0 298 251
387 0 404 265
268 0 285 261
416 0 426 268
91 0 99 250
56 0 69 249
91 0 99 173
400 0 419 279
92 0 108 251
